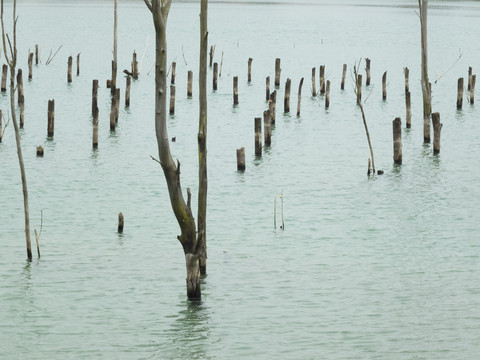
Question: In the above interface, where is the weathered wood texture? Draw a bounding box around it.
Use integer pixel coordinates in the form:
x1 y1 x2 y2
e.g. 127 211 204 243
432 112 442 154
382 71 387 101
47 99 55 137
248 57 252 83
319 65 325 94
187 70 193 97
254 117 262 157
365 58 371 86
237 147 245 171
233 76 238 105
284 78 291 113
341 64 347 90
297 77 304 116
275 58 281 87
393 117 402 164
311 67 316 96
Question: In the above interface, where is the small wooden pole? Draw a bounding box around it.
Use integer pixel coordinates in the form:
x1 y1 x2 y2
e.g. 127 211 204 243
284 78 291 113
77 53 80 76
1 64 7 92
457 77 464 110
213 62 218 91
325 80 330 109
131 51 139 79
310 67 316 97
118 212 124 233
471 75 476 104
404 67 409 94
297 77 304 116
248 57 253 83
382 71 387 101
110 95 116 131
233 76 239 105
187 71 193 97
47 99 55 137
28 52 33 79
393 117 402 165
254 117 262 157
341 64 347 90
111 60 117 94
468 66 472 91
0 110 2 143
406 90 412 128
171 61 176 85
17 69 24 106
92 79 98 115
319 65 325 94
432 112 442 154
356 74 362 105
367 158 372 176
169 85 175 115
67 56 73 83
219 51 224 77
209 45 215 67
36 146 44 157
275 58 281 87
365 58 371 86
115 88 120 122
92 106 99 149
264 110 271 146
236 147 245 171
35 44 39 65
125 76 131 107
269 90 277 125
266 76 270 101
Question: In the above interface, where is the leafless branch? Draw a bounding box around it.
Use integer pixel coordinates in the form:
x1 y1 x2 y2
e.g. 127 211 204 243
150 155 161 165
34 210 43 258
434 50 463 83
46 45 62 65
182 45 187 66
144 0 153 12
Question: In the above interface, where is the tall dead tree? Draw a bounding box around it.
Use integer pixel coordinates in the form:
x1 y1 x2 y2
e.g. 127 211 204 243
1 0 32 261
419 0 431 143
144 0 207 300
111 0 118 95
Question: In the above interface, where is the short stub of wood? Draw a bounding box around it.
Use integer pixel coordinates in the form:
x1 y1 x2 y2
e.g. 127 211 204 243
264 110 272 146
297 77 304 116
404 67 409 94
275 58 281 87
405 90 412 128
47 99 55 137
236 147 246 171
92 106 99 149
382 71 387 101
213 63 218 91
132 52 139 79
17 69 24 106
468 66 472 91
118 212 124 233
269 90 277 125
266 76 270 102
77 53 80 76
187 71 193 97
92 79 99 115
470 75 476 104
457 77 464 109
110 95 117 131
284 78 291 113
209 45 215 67
432 112 442 155
28 52 33 79
35 44 39 65
169 85 175 115
36 146 44 157
1 64 7 92
356 74 362 105
67 56 73 83
393 117 402 165
233 76 239 105
115 89 120 122
125 77 131 107
254 117 262 157
365 58 371 86
319 65 325 95
311 67 316 96
341 64 347 90
248 58 253 83
171 61 176 85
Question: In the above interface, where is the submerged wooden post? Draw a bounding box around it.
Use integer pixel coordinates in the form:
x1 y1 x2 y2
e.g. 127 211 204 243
264 110 271 146
187 70 193 97
356 74 362 105
169 85 175 115
404 67 409 94
457 77 464 109
248 58 253 83
219 51 224 77
92 79 98 115
77 53 80 76
254 117 262 157
297 77 304 116
115 88 120 122
468 66 472 91
269 90 277 125
266 76 270 101
0 110 2 143
125 76 131 107
36 146 44 157
118 212 124 233
470 75 476 104
209 45 215 67
236 147 245 171
28 52 33 79
213 62 218 90
47 99 55 137
311 67 316 96
284 78 291 113
92 106 99 149
432 112 442 154
274 58 281 87
365 58 371 86
1 64 7 92
393 117 402 164
171 61 176 85
341 64 347 90
382 71 387 101
325 80 330 109
67 56 73 83
35 44 39 65
319 65 325 94
17 69 24 106
131 51 139 79
110 95 116 131
233 76 239 105
406 90 412 128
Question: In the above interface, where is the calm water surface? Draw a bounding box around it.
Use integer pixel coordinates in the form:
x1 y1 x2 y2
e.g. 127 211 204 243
1 1 479 359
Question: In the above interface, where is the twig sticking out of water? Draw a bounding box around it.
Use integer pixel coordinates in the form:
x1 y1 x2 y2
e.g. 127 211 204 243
34 210 43 259
435 50 463 84
46 45 62 65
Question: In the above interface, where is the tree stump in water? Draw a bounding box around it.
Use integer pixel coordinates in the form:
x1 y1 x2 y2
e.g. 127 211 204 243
365 58 371 86
169 85 175 115
28 52 33 79
319 65 325 95
325 80 330 109
125 77 131 107
341 64 347 90
264 110 271 147
92 80 98 115
275 58 281 87
36 146 44 157
382 71 387 101
393 117 402 165
269 90 276 125
92 107 99 149
457 77 464 110
255 117 262 157
432 112 442 155
1 64 7 92
311 67 316 96
265 76 270 102
67 56 73 83
297 77 304 116
284 78 291 113
356 74 362 105
470 75 476 104
47 99 55 137
236 147 245 171
248 58 253 83
233 76 239 105
213 63 218 91
171 61 176 85
118 212 124 233
406 90 412 128
187 71 193 97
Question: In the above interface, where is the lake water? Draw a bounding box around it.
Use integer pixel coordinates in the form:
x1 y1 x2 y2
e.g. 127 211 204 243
1 0 479 359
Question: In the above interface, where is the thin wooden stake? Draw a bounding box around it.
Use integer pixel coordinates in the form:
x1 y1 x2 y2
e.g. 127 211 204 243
219 51 224 77
67 56 72 83
356 74 362 105
365 58 371 86
17 69 24 106
406 90 412 128
382 71 387 101
284 78 291 113
132 51 139 79
169 85 175 115
471 74 476 104
468 66 472 91
255 117 262 157
311 67 316 96
325 80 330 109
170 61 176 85
233 76 239 105
319 65 325 94
213 62 218 90
266 76 270 101
35 44 39 65
404 67 409 94
1 64 7 92
275 58 281 87
125 76 131 107
248 57 253 83
28 52 33 79
93 106 99 148
264 110 271 146
269 90 277 125
92 79 98 115
47 99 55 137
118 212 124 233
110 95 116 131
341 64 347 90
393 117 402 165
187 70 193 97
297 77 304 116
209 45 215 67
457 77 464 110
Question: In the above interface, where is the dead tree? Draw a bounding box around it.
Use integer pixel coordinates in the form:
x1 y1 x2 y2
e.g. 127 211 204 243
144 0 207 300
419 0 431 143
111 0 118 95
1 0 32 261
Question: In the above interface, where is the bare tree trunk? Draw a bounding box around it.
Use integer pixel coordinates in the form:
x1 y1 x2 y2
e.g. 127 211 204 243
197 0 208 275
419 0 431 143
145 0 200 300
111 0 118 95
1 0 32 261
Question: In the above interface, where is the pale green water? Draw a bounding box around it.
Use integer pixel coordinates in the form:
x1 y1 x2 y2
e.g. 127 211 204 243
1 1 479 359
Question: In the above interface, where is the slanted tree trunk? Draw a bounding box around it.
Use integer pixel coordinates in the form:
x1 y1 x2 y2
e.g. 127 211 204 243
145 0 201 300
197 0 208 275
1 0 32 261
419 0 431 143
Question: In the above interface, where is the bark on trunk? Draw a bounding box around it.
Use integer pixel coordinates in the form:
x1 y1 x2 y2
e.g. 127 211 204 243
419 0 431 143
